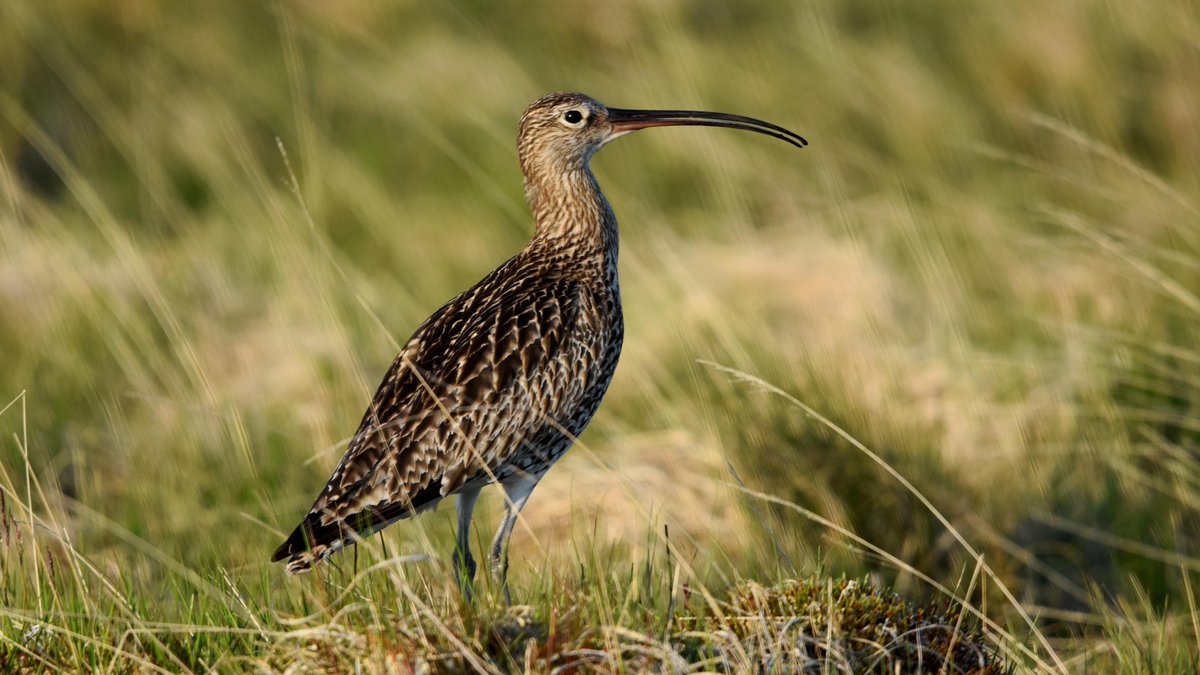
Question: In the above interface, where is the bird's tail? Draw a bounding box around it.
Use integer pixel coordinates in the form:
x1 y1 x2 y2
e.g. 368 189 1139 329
273 486 446 574
272 515 349 575
283 551 322 575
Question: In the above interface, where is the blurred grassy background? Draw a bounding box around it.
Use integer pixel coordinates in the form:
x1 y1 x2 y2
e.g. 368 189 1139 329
1 0 1199 669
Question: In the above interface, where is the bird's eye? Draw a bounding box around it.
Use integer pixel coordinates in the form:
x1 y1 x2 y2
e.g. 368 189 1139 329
563 110 584 125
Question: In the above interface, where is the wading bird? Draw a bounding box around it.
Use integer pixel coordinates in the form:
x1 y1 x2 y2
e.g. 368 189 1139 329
273 92 805 599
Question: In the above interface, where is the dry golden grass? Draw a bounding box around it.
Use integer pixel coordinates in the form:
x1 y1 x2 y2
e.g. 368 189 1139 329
1 0 1199 671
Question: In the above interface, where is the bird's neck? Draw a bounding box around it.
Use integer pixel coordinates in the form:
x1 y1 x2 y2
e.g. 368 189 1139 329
524 163 619 265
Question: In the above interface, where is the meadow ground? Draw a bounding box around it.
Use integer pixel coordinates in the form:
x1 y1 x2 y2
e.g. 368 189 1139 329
1 0 1199 671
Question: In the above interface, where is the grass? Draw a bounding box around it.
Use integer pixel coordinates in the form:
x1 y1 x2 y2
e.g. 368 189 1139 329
1 0 1199 671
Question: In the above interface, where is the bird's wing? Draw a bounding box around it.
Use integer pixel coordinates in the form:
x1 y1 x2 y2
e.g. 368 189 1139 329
273 262 593 567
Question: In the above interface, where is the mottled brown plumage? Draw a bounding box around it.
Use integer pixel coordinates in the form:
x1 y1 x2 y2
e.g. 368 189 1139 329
272 92 805 596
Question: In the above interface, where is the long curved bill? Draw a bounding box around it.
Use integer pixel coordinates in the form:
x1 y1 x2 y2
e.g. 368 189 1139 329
606 107 808 148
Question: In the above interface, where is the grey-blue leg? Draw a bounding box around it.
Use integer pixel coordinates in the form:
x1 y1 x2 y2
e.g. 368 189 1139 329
489 473 539 604
452 486 481 598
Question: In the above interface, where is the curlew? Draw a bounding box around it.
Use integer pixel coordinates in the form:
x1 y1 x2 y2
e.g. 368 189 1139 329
272 92 806 598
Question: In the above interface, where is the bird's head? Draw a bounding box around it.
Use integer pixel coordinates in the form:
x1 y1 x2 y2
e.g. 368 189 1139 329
517 91 807 177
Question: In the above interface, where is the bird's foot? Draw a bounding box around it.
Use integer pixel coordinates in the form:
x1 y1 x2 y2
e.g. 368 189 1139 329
452 547 477 601
488 551 511 605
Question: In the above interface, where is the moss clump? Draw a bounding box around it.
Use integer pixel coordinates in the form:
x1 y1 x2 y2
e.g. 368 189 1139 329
677 576 1000 673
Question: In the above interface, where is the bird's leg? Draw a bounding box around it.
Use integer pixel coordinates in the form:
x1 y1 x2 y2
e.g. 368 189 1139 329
453 486 482 599
489 474 538 605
